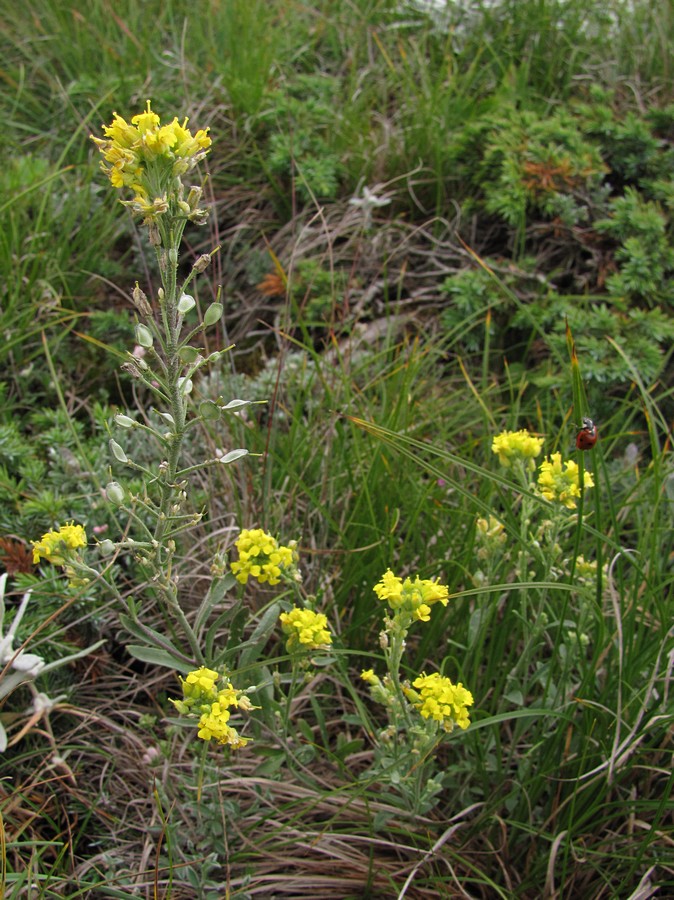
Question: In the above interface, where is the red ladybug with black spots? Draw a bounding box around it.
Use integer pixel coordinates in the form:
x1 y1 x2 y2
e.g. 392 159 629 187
576 417 598 450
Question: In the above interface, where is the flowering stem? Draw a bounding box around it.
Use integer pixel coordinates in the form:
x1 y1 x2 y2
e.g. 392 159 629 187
384 627 414 732
136 231 205 665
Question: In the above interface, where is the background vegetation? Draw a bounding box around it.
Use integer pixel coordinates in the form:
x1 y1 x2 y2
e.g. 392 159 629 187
1 0 673 896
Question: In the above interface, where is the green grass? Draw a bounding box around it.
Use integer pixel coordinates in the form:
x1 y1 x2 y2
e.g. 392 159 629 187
1 0 673 897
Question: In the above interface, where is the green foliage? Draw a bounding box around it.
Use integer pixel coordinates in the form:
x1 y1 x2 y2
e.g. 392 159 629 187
452 104 607 252
0 154 125 399
288 258 355 328
202 0 275 118
264 75 345 203
595 189 674 307
576 93 673 189
514 293 674 388
439 267 497 352
0 390 113 537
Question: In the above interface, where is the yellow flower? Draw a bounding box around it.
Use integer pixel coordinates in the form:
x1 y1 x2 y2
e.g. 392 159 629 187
170 670 255 749
197 703 248 747
184 666 219 697
280 607 332 652
91 101 211 221
405 672 474 732
373 569 404 606
414 603 432 622
32 523 87 565
231 528 298 586
131 105 161 134
492 429 544 470
373 569 449 621
537 453 594 509
102 112 138 148
575 555 597 579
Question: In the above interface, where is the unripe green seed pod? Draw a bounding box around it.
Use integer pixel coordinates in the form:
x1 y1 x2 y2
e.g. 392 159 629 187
105 481 125 505
177 293 196 314
203 303 222 327
110 440 128 463
135 324 153 348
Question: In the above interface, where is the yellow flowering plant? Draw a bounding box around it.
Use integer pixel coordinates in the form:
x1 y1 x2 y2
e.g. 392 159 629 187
274 600 335 734
85 101 260 674
359 568 474 813
23 100 298 746
483 417 597 699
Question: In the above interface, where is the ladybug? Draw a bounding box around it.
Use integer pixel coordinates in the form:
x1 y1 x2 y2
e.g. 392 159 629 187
576 417 598 450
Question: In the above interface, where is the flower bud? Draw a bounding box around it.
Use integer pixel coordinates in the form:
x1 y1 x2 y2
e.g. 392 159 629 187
188 208 209 226
114 414 135 428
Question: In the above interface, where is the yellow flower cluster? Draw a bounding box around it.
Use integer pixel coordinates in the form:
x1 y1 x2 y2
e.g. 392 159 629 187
280 607 332 652
491 429 544 470
537 452 594 509
230 528 298 586
404 672 474 731
32 523 87 565
170 666 254 749
91 100 211 219
373 569 449 622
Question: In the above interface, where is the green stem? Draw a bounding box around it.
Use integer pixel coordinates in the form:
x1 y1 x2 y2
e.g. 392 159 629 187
139 227 204 665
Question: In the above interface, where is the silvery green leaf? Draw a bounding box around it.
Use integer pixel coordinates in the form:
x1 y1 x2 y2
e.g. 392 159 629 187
218 449 248 464
127 645 194 673
221 399 252 410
